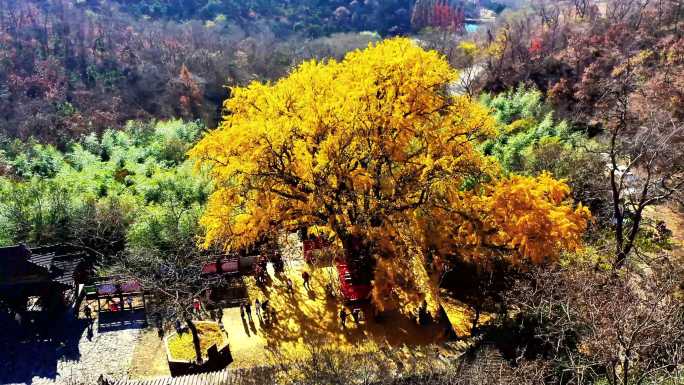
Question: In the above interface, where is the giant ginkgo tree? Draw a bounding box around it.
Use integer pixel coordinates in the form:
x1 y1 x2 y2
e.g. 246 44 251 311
190 38 590 315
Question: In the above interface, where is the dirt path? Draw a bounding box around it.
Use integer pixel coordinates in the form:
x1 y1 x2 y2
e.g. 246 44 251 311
128 329 171 379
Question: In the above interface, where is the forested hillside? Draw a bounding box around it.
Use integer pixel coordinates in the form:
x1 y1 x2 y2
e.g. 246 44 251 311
480 0 684 127
0 0 511 146
0 0 296 144
107 0 414 36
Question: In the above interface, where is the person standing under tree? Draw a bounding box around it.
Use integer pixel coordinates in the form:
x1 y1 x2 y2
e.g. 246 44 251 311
339 308 348 328
193 298 201 316
302 271 311 290
245 300 253 321
255 299 261 319
84 304 92 320
156 314 164 339
261 299 270 323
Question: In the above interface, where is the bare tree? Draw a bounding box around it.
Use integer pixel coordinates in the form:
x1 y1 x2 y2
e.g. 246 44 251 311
506 257 684 385
118 247 215 363
597 68 684 266
571 0 596 18
605 0 652 27
116 203 225 363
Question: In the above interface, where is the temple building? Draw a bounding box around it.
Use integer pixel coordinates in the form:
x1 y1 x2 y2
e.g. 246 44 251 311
0 244 92 314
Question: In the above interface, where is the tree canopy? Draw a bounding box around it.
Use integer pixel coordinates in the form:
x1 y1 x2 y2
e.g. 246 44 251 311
190 38 590 315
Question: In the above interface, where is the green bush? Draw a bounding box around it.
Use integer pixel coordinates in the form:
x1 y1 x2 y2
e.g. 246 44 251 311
480 86 583 174
0 120 210 259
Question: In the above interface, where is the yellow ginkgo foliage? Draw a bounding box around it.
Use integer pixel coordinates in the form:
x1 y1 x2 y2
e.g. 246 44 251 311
190 38 590 316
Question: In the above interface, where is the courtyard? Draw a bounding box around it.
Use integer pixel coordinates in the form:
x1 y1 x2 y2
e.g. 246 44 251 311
125 236 473 379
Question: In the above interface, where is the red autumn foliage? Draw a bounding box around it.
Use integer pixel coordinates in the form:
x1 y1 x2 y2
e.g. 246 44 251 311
529 37 543 55
0 0 293 146
411 0 465 32
431 1 465 31
480 0 684 126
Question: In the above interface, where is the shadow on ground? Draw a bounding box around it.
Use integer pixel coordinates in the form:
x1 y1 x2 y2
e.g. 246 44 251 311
0 308 148 384
98 310 147 333
0 309 87 384
221 263 452 369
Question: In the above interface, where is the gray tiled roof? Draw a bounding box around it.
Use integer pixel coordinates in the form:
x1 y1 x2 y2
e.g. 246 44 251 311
0 244 88 288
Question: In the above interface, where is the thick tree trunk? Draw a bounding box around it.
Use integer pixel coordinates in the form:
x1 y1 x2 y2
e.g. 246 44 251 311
623 354 630 385
614 205 644 268
337 231 374 283
184 317 203 363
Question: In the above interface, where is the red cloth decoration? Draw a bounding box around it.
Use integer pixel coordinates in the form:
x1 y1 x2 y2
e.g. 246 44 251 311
336 262 371 302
